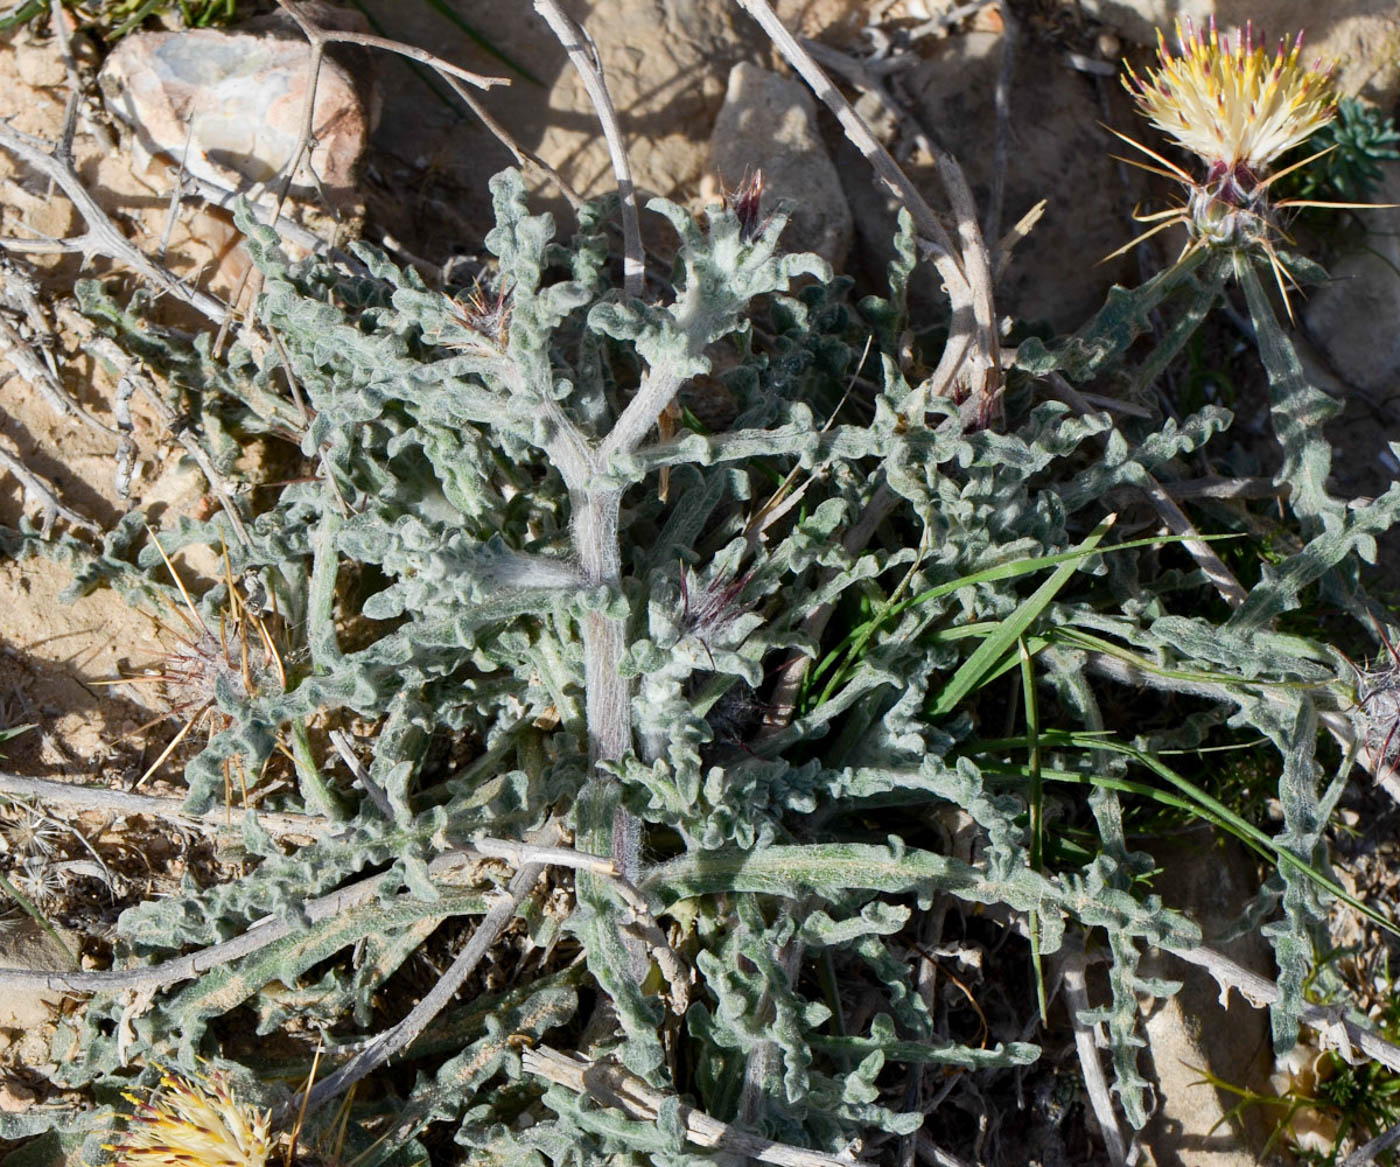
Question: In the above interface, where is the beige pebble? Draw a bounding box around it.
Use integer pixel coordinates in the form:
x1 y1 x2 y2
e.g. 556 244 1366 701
13 40 67 89
0 1080 36 1113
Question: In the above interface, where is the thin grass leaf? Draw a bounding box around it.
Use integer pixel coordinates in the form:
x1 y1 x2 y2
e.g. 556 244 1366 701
1019 637 1048 1024
930 516 1115 719
811 528 1234 702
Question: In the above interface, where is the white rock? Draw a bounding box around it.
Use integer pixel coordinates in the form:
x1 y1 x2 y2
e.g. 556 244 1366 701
97 26 367 202
1303 165 1400 395
1079 2 1400 106
839 29 1142 331
1138 835 1275 1165
707 63 853 268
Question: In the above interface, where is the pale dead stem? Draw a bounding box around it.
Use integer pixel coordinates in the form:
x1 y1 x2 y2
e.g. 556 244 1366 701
0 818 691 1122
0 120 230 322
272 0 581 212
0 828 681 991
736 0 1001 425
532 0 644 298
298 832 689 1115
1164 939 1400 1077
1059 942 1130 1167
300 852 554 1112
0 769 319 838
743 5 1010 738
69 323 256 547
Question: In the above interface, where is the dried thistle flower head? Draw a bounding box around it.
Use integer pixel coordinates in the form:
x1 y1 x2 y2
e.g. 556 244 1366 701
1344 621 1400 775
1123 18 1337 176
106 1067 272 1167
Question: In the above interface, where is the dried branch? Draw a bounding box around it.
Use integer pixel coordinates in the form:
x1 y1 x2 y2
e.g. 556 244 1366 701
0 769 322 837
0 843 495 994
276 9 331 209
984 1 1017 245
1341 1119 1400 1167
0 120 228 324
0 310 113 439
186 172 330 254
1164 938 1400 1075
76 329 254 547
303 851 552 1112
0 832 643 1004
533 0 644 297
1059 943 1129 1167
326 728 392 818
0 441 98 535
281 19 509 91
274 0 581 215
1044 370 1248 609
771 25 1000 425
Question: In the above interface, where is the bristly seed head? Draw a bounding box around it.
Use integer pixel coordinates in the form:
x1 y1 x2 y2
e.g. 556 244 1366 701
720 169 773 244
1109 19 1349 317
106 1067 272 1167
1346 623 1400 772
446 277 513 352
1123 18 1337 177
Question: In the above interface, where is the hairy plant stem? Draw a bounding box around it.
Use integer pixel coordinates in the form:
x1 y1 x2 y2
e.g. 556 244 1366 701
572 486 639 878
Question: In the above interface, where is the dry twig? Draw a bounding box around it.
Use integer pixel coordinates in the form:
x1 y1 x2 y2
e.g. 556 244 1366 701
533 0 644 297
0 441 97 534
274 0 581 211
0 306 113 439
0 832 658 1005
0 121 228 323
984 0 1017 245
0 769 321 836
303 850 554 1111
1059 943 1129 1167
0 842 492 994
763 11 1001 423
1165 938 1400 1075
76 329 254 547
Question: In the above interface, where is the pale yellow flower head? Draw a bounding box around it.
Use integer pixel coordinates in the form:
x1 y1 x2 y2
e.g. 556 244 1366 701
106 1068 271 1167
1123 18 1337 178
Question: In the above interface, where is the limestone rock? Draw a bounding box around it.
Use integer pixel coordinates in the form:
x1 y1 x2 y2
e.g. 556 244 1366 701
1079 2 1400 106
1304 165 1400 396
707 63 853 268
837 29 1142 331
1138 834 1275 1166
97 24 368 203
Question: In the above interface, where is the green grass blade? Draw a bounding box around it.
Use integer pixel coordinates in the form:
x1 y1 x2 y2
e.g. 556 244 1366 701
1019 637 1048 1025
0 0 46 32
976 730 1399 939
809 526 1234 703
929 516 1115 719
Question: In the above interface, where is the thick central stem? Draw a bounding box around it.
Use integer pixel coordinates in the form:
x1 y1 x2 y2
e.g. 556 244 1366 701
573 487 640 878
